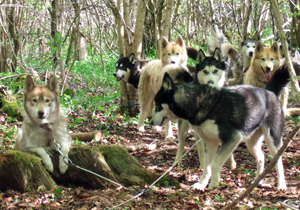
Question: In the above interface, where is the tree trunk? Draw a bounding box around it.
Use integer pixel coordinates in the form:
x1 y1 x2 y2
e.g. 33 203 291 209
270 0 300 104
8 0 23 73
49 0 65 79
289 0 300 48
133 0 146 59
0 145 177 193
161 0 174 40
0 150 57 193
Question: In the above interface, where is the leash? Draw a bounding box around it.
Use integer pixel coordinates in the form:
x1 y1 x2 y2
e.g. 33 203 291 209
40 123 135 191
109 137 203 209
41 123 203 209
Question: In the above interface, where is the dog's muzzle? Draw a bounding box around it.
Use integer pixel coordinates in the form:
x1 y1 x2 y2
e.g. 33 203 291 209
116 75 124 81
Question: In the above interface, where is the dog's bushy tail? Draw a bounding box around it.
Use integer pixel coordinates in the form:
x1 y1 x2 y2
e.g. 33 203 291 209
221 43 239 63
265 64 290 97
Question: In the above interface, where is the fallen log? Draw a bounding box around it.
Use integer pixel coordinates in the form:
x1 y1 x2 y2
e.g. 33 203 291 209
0 145 178 193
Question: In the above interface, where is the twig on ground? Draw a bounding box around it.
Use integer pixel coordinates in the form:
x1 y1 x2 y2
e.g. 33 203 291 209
221 123 300 210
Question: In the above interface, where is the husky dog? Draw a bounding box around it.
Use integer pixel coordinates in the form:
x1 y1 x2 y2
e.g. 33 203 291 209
186 46 226 86
208 23 227 56
244 41 287 110
195 48 227 87
137 35 188 136
15 75 71 174
175 48 236 170
113 53 150 89
221 36 258 85
152 61 289 190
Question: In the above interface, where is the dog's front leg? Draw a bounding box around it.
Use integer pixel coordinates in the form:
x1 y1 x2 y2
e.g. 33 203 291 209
196 134 205 169
28 147 54 173
193 140 218 190
58 143 70 174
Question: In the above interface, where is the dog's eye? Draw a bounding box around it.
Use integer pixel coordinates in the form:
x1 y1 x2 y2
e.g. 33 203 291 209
203 70 209 75
213 70 218 74
167 53 171 56
261 58 265 61
271 58 274 61
45 99 50 103
176 52 180 55
247 46 250 48
32 99 37 103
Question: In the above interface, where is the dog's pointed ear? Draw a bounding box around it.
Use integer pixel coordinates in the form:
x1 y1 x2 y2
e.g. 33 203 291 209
271 42 279 53
162 72 174 91
128 53 135 63
162 37 169 49
213 48 224 62
23 75 35 95
255 41 264 52
196 49 206 64
175 35 185 47
47 75 59 94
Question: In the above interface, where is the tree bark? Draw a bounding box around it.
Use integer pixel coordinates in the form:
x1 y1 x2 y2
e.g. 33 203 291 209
7 0 23 73
270 0 300 104
289 0 300 48
49 0 65 80
161 0 174 40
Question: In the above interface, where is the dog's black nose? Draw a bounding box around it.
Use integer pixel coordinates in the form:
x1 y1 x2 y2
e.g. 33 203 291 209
113 72 116 77
249 52 253 56
38 111 44 117
171 61 176 64
207 81 214 85
266 67 271 72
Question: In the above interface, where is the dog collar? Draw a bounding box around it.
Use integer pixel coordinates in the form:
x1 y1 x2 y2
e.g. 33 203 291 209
198 94 202 106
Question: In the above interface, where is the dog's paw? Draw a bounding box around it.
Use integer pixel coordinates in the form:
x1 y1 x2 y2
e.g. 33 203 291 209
138 126 145 132
192 182 206 191
208 181 219 190
277 182 287 190
226 158 237 170
59 159 69 174
154 126 161 132
43 161 54 173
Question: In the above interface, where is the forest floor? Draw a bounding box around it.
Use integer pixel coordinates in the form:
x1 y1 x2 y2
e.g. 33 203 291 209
1 86 300 209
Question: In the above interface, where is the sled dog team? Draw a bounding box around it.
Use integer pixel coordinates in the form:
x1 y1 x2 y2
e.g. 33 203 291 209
16 24 300 191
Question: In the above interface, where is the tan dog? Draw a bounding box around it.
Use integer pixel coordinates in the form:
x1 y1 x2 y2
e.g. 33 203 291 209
15 75 71 174
244 41 281 88
244 41 300 116
137 35 188 137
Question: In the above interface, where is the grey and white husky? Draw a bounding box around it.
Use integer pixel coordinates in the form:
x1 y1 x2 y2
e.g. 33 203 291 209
15 75 71 174
221 36 258 85
152 56 289 190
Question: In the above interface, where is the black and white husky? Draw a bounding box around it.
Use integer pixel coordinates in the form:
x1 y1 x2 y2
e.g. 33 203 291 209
152 57 289 190
113 53 150 88
175 48 235 170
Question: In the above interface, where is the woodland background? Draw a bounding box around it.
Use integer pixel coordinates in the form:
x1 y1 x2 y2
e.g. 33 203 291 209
0 0 300 209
